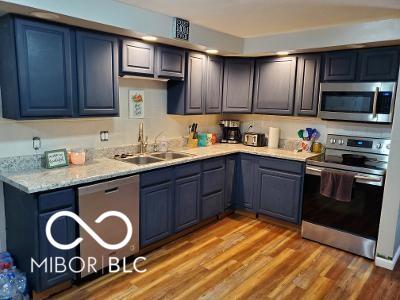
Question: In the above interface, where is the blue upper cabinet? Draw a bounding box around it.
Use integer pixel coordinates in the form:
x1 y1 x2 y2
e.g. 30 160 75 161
155 46 185 79
0 16 119 119
323 51 358 81
205 56 224 114
167 51 206 114
222 58 254 113
76 31 119 116
359 47 399 81
253 57 297 115
120 39 154 76
294 54 321 116
0 17 75 119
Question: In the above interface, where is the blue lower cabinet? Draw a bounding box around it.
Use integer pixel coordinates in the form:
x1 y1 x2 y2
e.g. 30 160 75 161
201 158 225 219
38 205 76 290
174 173 201 232
140 181 174 247
235 154 256 211
254 161 303 224
224 155 237 210
3 185 77 292
202 191 223 220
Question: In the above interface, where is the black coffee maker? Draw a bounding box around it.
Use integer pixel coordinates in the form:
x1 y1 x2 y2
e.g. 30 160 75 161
220 120 241 143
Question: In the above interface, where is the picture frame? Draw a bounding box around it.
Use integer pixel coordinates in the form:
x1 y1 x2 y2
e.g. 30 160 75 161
44 149 69 169
128 89 145 119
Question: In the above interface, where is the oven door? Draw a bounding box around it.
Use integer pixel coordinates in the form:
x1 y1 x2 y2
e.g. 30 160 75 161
302 166 384 258
318 82 396 123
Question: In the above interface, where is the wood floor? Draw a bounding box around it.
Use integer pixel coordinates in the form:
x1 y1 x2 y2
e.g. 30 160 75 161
56 214 400 300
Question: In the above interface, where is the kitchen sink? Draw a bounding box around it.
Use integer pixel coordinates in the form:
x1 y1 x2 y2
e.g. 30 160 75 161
121 156 164 165
150 152 192 160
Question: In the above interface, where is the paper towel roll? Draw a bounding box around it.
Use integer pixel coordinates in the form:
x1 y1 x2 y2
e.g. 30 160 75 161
268 127 280 149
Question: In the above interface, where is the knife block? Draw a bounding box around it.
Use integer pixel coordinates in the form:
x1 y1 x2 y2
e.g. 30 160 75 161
187 133 198 148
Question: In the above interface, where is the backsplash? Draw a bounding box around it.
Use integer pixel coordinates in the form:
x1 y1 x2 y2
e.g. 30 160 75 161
0 77 221 159
232 114 392 143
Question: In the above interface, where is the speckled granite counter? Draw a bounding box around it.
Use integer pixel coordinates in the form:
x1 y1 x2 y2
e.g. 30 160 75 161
0 144 318 194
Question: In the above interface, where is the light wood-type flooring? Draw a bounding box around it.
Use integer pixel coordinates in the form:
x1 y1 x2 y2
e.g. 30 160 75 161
56 214 400 299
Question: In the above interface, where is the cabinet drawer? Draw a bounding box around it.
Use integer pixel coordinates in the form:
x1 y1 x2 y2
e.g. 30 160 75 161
202 191 223 220
141 167 173 187
258 157 304 174
202 157 225 171
38 188 75 212
174 162 201 179
202 167 225 195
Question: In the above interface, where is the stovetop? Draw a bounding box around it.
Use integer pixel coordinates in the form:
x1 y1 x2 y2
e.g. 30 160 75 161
307 153 387 176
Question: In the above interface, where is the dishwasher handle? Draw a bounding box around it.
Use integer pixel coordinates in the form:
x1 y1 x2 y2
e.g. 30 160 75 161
105 187 119 194
78 175 139 196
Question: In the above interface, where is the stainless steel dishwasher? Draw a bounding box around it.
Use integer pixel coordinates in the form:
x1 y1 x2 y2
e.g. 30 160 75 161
78 175 139 277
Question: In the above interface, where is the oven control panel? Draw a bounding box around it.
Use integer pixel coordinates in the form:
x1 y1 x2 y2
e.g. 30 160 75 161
326 134 390 155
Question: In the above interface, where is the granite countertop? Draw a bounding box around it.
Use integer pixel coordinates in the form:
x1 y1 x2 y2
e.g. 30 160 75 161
0 144 318 194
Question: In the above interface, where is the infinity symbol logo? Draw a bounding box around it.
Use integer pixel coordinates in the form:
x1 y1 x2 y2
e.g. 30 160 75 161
46 211 133 250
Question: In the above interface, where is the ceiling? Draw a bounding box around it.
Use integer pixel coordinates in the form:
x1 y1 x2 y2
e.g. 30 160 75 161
117 0 400 38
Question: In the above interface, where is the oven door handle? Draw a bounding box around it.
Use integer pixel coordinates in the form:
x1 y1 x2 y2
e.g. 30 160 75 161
372 86 379 119
306 166 383 186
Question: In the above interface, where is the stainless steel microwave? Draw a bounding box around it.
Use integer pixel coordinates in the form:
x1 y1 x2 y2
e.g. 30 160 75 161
318 82 397 123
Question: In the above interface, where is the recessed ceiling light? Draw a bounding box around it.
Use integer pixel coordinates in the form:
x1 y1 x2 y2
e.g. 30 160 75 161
30 11 60 20
142 36 157 42
206 49 219 54
276 50 290 56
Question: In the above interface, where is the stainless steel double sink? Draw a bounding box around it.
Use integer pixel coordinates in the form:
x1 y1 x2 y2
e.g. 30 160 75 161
116 151 193 165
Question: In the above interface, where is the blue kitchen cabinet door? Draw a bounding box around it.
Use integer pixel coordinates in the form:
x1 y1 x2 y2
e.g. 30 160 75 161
222 58 254 113
255 168 303 224
205 56 224 114
202 191 223 220
224 155 237 209
14 18 75 118
76 31 119 116
236 154 256 211
323 51 358 81
294 54 321 116
167 51 206 115
174 174 201 232
38 205 76 290
201 157 225 219
253 56 297 115
140 181 174 247
155 46 185 79
120 39 154 76
359 47 399 81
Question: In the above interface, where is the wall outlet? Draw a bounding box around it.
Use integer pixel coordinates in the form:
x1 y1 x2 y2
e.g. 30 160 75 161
32 137 41 150
100 131 109 142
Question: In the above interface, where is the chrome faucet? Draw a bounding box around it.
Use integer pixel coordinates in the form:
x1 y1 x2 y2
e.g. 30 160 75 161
138 122 148 155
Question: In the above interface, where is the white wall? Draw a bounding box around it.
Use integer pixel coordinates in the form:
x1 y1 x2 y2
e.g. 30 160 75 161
376 74 400 261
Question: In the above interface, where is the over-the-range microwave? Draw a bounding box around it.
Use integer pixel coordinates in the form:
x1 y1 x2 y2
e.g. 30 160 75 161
318 82 397 123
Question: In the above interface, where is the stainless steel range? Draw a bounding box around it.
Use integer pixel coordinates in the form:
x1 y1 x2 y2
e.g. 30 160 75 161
302 134 391 259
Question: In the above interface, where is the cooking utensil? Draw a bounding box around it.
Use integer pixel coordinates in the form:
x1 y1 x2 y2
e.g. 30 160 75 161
297 130 304 139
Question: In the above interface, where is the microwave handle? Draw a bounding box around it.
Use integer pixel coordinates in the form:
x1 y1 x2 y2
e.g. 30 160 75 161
372 86 379 119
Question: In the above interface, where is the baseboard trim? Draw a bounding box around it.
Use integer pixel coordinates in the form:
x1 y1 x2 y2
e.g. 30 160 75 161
375 245 400 270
